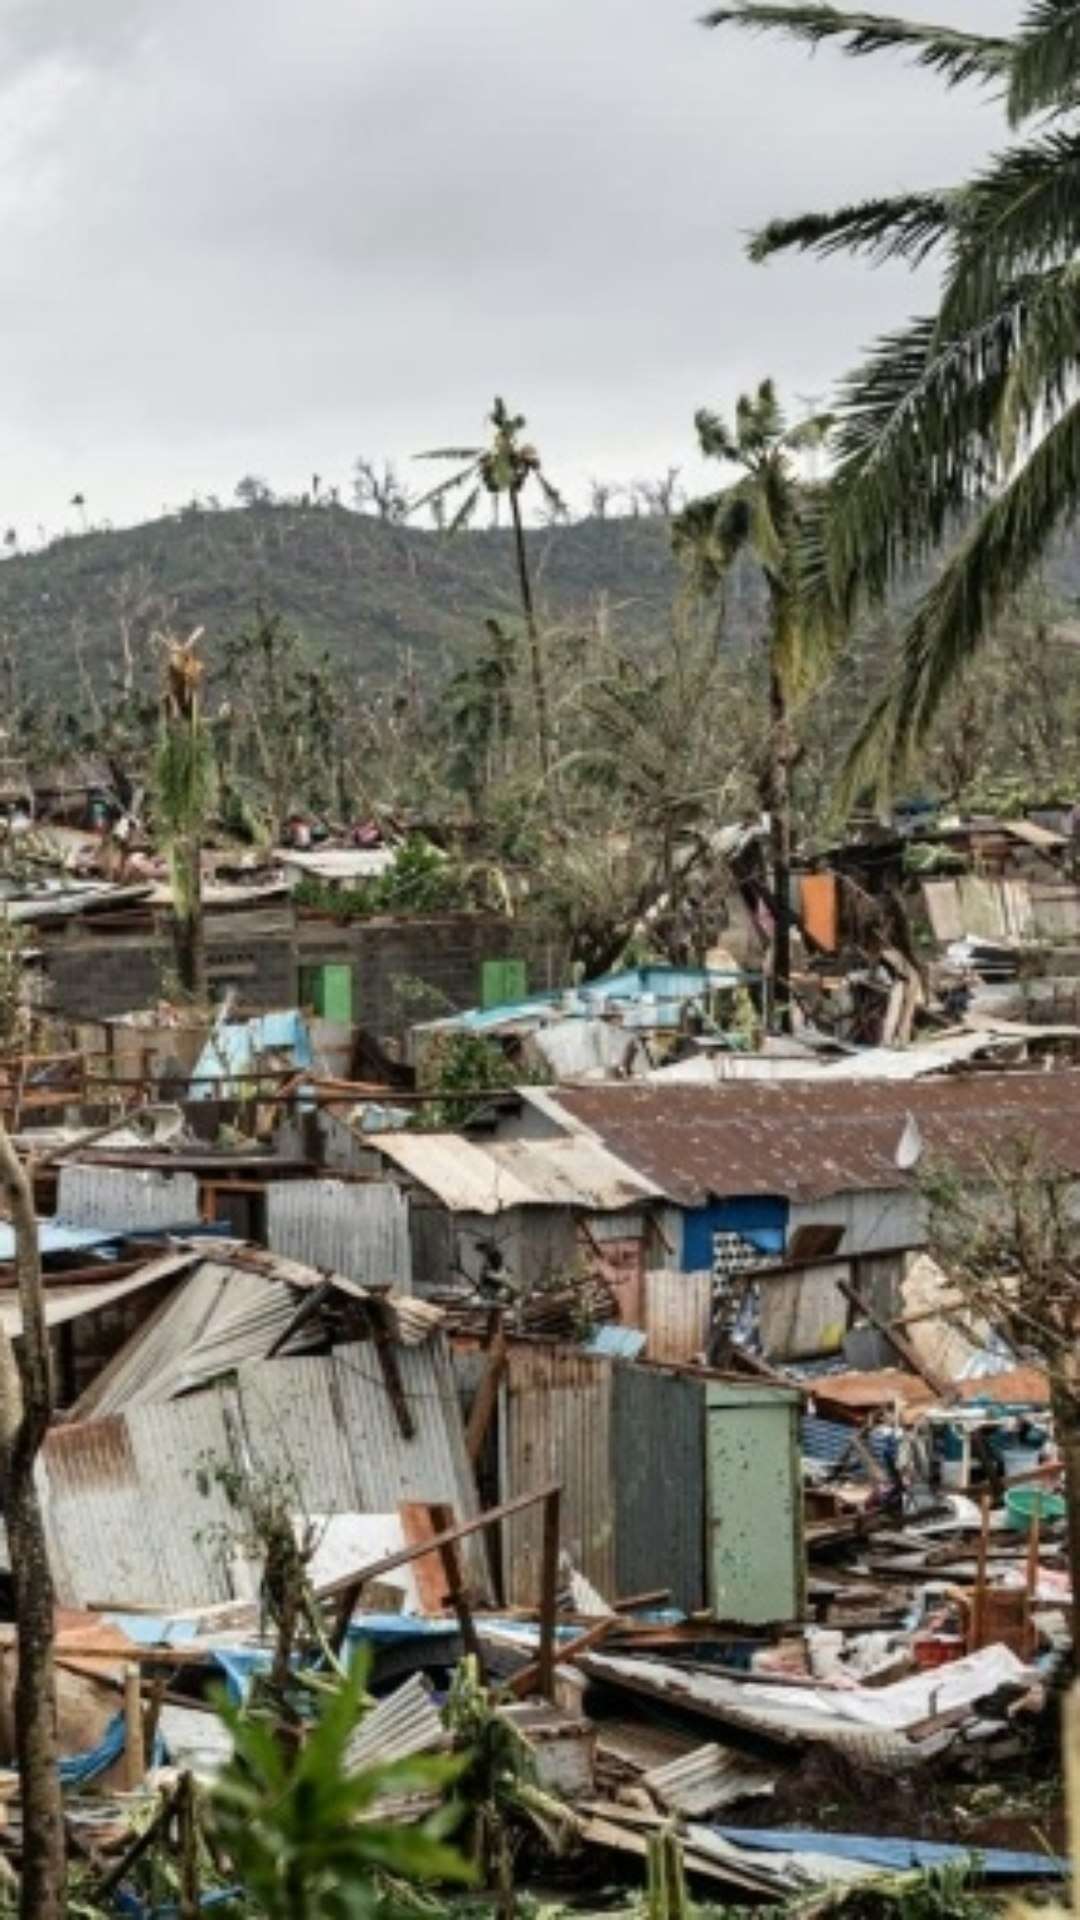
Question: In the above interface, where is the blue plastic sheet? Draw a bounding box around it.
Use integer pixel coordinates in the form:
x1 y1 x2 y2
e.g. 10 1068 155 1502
713 1829 1066 1880
60 1712 166 1789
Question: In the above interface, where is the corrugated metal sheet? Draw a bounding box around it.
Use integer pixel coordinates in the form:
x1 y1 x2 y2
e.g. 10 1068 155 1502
57 1162 201 1229
266 1180 411 1290
543 1073 1080 1204
41 1390 236 1608
501 1344 614 1605
367 1132 660 1215
76 1262 298 1416
236 1354 361 1510
45 1330 483 1609
613 1365 705 1613
0 1253 192 1339
644 1270 713 1365
346 1674 444 1773
643 1743 779 1816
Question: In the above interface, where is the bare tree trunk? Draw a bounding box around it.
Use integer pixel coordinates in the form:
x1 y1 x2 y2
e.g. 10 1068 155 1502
0 1126 65 1919
768 664 793 1034
175 837 206 1003
508 490 552 781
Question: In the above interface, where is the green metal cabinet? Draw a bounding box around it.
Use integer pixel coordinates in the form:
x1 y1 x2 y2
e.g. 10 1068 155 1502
705 1382 805 1625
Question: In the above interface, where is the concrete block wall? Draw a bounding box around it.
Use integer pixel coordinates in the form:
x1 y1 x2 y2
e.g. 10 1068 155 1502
41 909 540 1041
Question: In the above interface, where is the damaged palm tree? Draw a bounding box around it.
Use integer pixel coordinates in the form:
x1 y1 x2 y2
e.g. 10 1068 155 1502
0 1123 65 1918
414 399 565 781
674 382 837 1029
155 630 216 1002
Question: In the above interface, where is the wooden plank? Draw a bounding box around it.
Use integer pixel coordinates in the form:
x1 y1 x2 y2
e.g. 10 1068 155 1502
537 1487 562 1704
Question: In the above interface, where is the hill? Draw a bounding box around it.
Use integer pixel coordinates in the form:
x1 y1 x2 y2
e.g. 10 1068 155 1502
0 502 683 699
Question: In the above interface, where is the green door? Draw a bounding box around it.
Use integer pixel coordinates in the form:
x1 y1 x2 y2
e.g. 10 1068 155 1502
705 1383 804 1625
481 957 527 1010
298 963 353 1023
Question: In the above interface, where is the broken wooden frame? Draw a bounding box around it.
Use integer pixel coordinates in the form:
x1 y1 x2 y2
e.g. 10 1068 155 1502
316 1481 564 1700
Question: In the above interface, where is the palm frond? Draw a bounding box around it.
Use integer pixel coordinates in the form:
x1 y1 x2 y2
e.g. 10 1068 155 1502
844 391 1080 796
448 483 483 533
414 446 484 462
1009 0 1080 125
409 464 481 517
748 189 957 265
993 259 1080 466
936 128 1080 336
700 4 1012 87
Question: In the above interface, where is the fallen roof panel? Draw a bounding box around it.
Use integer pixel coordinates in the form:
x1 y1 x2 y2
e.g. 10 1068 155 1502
368 1130 660 1214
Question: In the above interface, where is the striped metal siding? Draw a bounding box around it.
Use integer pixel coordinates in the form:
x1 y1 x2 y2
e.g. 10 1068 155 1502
644 1271 713 1365
235 1356 361 1510
41 1391 236 1608
57 1162 201 1230
332 1336 489 1593
500 1345 614 1605
612 1365 705 1612
266 1179 412 1290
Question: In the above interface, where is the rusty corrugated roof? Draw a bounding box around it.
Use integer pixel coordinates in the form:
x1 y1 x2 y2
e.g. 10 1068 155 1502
542 1071 1080 1204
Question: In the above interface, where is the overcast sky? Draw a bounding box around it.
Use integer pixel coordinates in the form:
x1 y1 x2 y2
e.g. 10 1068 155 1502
0 0 1020 535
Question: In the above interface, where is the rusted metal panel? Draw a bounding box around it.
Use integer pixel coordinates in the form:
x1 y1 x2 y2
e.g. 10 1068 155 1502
41 1393 236 1609
644 1270 713 1364
57 1162 200 1229
583 1228 645 1326
612 1365 704 1612
546 1074 1080 1205
501 1344 614 1605
266 1179 411 1290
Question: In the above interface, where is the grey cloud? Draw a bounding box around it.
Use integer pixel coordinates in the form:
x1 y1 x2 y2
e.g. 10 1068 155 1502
0 0 1023 529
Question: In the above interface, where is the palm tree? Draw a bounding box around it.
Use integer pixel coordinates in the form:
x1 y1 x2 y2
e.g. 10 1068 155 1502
415 398 565 780
155 629 216 1001
703 4 1080 793
673 380 833 1028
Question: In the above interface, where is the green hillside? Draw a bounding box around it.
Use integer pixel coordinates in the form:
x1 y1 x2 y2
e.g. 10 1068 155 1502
0 502 681 696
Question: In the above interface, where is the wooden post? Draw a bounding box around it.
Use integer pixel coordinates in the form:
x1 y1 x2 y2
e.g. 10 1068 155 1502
970 1491 991 1652
466 1326 507 1464
177 1770 200 1920
537 1487 562 1704
123 1665 144 1791
1024 1499 1042 1660
424 1502 482 1668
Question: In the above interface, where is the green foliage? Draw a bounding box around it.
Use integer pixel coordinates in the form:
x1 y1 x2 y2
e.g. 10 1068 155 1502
417 1031 529 1128
0 505 676 702
295 836 482 920
704 0 1080 795
0 916 27 1052
443 1657 577 1893
210 1654 474 1920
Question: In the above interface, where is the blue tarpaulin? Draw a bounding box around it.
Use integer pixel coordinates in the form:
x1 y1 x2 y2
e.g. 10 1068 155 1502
713 1829 1065 1880
189 1010 313 1100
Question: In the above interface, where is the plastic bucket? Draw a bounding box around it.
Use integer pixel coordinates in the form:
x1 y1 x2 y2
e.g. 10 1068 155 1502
1005 1486 1066 1529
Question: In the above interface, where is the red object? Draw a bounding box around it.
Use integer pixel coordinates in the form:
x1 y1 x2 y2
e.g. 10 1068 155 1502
912 1633 964 1669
